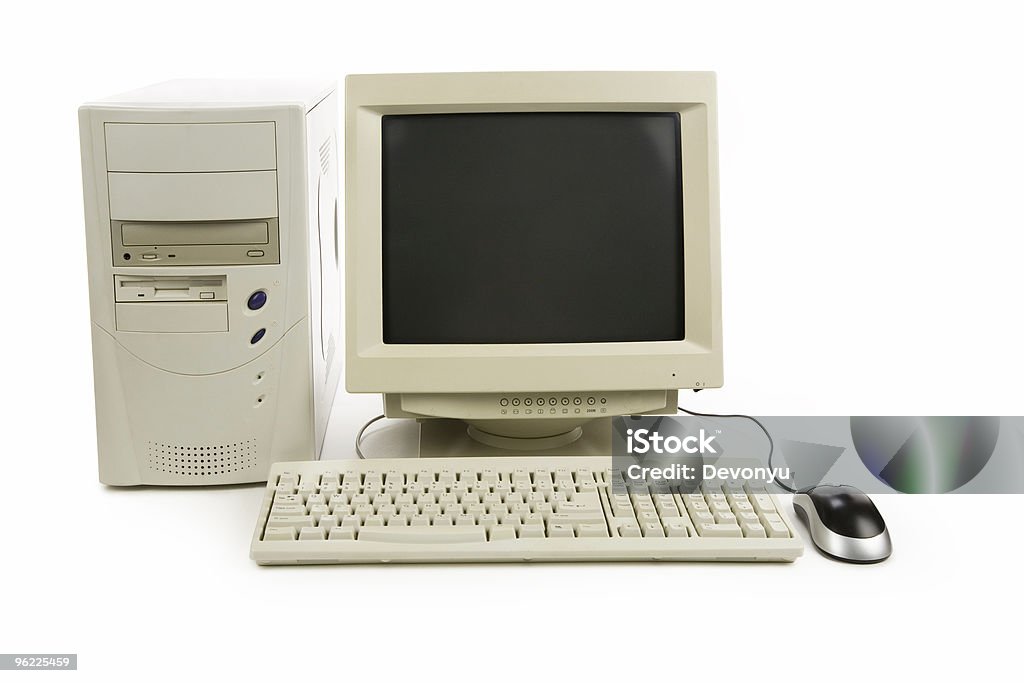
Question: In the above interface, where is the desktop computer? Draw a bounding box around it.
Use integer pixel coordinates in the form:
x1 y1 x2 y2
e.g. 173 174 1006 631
80 79 341 485
250 72 814 563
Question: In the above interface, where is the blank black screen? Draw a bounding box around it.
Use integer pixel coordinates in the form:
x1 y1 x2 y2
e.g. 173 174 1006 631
382 112 684 344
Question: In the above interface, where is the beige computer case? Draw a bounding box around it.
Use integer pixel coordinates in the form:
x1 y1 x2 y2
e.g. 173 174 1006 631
80 80 341 485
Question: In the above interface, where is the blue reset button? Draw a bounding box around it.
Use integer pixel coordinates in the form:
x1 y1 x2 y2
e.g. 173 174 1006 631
250 328 266 344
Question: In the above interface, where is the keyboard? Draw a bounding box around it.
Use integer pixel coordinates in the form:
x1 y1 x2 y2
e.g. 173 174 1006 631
250 456 804 564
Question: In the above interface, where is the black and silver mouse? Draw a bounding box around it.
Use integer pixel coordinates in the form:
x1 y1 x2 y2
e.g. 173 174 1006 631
792 485 892 563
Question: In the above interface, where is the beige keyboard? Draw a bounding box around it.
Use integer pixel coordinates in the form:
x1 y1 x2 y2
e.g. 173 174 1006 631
250 456 804 564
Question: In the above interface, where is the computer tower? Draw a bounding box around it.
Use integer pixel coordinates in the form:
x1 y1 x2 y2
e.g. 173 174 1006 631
79 79 341 485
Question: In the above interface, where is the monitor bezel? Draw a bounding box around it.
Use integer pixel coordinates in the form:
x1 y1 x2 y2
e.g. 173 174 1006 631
346 72 722 394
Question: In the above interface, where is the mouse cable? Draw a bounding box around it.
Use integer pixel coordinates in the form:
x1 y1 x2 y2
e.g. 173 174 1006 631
677 406 798 493
355 414 387 459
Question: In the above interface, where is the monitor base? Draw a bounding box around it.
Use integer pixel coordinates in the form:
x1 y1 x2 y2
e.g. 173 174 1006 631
467 425 584 451
418 418 612 458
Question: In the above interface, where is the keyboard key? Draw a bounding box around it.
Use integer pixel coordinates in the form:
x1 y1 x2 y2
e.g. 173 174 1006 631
761 514 791 538
299 527 325 541
609 493 634 517
548 512 605 526
575 468 595 484
533 501 554 516
697 523 743 538
357 527 486 543
713 510 738 525
577 523 609 538
641 522 665 538
270 504 306 517
519 524 545 539
554 469 573 488
328 526 356 541
691 511 715 525
617 522 642 537
556 500 599 515
274 494 303 507
742 522 767 538
548 523 574 538
266 515 314 530
663 519 690 537
637 510 661 526
654 495 679 517
277 473 299 488
263 526 297 541
752 494 777 515
732 501 755 515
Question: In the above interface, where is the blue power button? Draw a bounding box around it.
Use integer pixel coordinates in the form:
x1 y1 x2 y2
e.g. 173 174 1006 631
250 328 266 345
247 290 267 310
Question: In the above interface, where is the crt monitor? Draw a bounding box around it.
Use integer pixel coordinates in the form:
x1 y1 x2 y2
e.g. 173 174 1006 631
345 72 722 453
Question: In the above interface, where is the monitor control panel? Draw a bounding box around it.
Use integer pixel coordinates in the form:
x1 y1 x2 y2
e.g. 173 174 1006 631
386 391 677 421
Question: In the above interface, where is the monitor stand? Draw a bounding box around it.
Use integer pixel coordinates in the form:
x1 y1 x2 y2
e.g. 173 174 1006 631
418 418 613 458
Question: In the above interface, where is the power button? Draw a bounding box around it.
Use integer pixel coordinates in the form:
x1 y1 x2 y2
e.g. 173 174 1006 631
247 291 268 310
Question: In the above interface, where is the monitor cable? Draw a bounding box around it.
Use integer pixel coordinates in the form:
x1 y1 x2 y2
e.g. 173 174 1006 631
676 406 798 494
355 414 386 459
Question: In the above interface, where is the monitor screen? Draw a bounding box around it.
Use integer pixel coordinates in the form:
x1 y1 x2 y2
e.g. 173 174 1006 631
381 112 684 344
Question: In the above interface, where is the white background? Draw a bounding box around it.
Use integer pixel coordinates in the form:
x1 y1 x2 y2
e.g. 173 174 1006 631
1 0 1022 680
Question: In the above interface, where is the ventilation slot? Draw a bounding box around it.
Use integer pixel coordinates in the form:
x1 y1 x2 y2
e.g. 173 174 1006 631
146 440 257 477
319 137 332 175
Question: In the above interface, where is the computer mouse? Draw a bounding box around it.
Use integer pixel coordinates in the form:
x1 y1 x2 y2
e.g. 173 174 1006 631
792 485 892 563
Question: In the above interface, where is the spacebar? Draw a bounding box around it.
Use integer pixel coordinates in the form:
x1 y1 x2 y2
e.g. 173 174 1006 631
356 527 488 543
